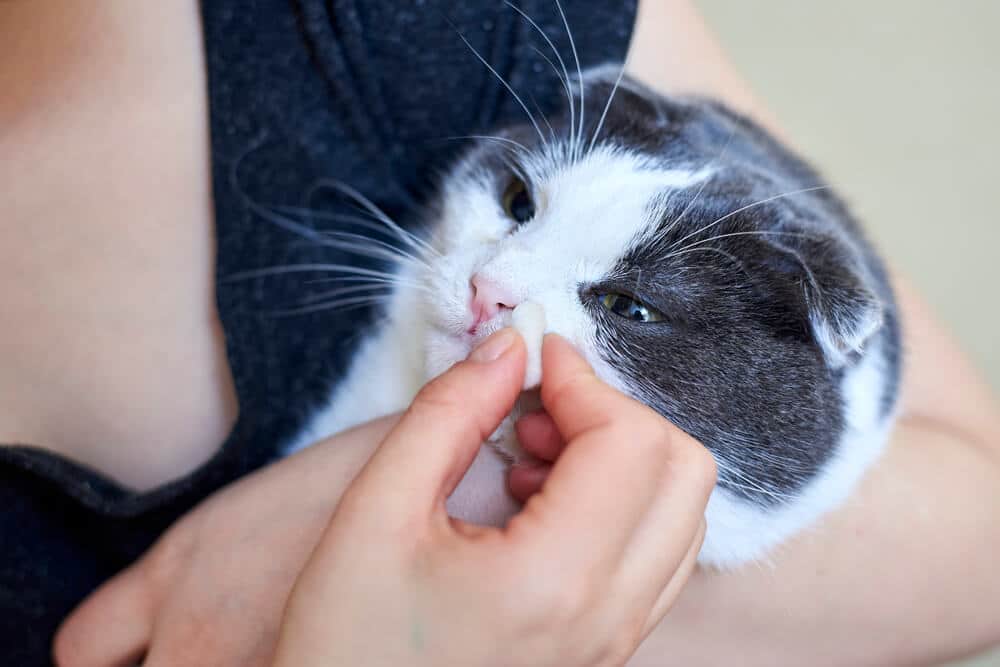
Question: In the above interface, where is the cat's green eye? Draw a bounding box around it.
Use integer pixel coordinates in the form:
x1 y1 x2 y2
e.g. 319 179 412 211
502 178 535 224
598 293 665 323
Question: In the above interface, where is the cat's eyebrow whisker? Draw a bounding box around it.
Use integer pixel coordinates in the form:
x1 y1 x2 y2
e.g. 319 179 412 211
437 134 532 160
660 128 737 238
665 186 829 254
587 60 628 155
504 0 575 151
311 179 440 258
666 246 755 280
553 0 584 162
447 19 549 151
667 229 821 259
527 44 575 153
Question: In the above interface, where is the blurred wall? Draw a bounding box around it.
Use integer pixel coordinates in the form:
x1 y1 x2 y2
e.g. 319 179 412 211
696 0 999 393
695 2 1000 665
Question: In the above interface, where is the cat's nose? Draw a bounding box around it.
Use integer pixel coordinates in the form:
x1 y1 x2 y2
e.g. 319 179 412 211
469 273 519 332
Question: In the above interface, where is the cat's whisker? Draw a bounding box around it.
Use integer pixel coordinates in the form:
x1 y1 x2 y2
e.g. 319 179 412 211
437 134 532 160
528 45 575 155
587 61 628 155
665 186 829 254
714 458 799 502
311 235 429 270
272 206 437 259
317 230 431 268
660 128 737 238
447 19 549 150
224 263 420 285
666 246 755 280
504 0 575 150
267 294 396 318
295 283 398 307
667 229 821 259
553 0 584 162
525 89 558 146
312 179 440 258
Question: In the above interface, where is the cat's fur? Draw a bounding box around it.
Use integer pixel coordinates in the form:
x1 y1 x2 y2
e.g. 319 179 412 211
287 68 901 568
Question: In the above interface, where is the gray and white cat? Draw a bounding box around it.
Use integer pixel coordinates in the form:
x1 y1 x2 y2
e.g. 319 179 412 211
286 67 901 568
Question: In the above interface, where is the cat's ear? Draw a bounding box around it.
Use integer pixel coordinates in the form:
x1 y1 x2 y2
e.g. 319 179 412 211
770 238 885 368
575 65 669 124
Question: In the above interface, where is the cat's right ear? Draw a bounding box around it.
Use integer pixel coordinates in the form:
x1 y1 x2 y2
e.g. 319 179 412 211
768 237 885 368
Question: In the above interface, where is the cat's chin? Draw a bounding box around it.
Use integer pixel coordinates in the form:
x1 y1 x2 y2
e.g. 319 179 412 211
446 445 522 527
422 329 473 381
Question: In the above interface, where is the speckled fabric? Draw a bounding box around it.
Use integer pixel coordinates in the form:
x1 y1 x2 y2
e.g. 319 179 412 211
0 1 637 662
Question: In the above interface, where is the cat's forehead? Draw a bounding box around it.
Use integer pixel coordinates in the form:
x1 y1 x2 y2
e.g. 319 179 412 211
515 145 713 256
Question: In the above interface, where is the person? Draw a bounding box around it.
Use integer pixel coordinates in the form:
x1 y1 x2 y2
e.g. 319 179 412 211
271 331 714 666
2 1 998 666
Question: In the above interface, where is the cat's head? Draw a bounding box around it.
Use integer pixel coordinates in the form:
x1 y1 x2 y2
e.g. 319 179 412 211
414 69 889 511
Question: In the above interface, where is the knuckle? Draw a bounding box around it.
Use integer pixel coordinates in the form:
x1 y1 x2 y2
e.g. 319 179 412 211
671 437 718 493
412 373 468 419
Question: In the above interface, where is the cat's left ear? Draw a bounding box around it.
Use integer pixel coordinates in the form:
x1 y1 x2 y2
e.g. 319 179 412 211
773 238 885 368
575 65 670 125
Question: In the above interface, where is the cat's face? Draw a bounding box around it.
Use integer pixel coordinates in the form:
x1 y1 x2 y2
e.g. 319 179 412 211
412 72 889 515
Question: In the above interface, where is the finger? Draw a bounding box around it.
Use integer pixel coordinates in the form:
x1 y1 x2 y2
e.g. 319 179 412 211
514 409 565 461
53 564 153 667
511 335 698 569
345 328 526 528
621 437 715 598
641 519 707 640
507 461 552 501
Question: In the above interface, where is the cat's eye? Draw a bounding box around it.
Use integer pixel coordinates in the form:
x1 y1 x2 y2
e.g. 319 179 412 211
598 293 665 323
501 178 535 224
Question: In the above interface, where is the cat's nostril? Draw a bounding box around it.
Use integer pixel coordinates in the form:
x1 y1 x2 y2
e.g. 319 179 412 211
469 273 519 329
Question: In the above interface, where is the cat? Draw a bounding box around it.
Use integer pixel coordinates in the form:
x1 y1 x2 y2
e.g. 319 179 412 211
284 66 901 568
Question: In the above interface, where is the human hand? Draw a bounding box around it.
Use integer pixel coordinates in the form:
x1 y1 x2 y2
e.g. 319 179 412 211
53 415 399 667
272 330 716 667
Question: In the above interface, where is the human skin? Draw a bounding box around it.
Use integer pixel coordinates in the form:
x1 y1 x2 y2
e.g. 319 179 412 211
271 332 714 667
1 0 997 664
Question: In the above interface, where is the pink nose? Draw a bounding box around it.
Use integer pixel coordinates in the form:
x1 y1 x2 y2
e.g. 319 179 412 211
469 273 519 332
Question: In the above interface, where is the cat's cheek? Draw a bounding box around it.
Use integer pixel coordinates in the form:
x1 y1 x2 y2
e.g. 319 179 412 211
422 330 470 382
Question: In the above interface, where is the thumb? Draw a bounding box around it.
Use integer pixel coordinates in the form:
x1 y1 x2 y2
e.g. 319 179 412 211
345 328 526 528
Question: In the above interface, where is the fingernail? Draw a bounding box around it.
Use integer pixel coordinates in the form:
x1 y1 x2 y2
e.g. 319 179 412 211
469 328 516 363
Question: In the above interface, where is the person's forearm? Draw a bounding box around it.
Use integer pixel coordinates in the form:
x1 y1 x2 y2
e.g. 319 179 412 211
632 420 1000 666
626 0 1000 663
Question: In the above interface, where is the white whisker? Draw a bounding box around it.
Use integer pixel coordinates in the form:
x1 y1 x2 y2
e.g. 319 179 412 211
660 128 737 239
665 186 828 254
554 0 584 161
587 61 628 154
667 230 820 258
505 0 575 150
448 20 549 149
312 179 440 258
225 263 419 284
268 295 396 318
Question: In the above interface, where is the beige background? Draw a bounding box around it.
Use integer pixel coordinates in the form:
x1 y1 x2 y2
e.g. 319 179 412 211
695 1 999 664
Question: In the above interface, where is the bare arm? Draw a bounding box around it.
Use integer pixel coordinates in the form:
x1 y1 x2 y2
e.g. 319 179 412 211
626 1 1000 664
